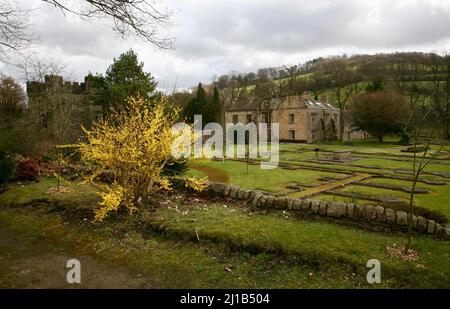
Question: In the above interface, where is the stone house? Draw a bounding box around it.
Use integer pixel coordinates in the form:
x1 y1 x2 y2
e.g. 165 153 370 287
225 92 342 143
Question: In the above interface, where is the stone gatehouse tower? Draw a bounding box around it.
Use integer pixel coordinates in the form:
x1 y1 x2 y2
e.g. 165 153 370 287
26 75 103 143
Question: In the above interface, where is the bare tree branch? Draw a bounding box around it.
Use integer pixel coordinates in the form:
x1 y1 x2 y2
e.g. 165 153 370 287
0 1 34 63
42 0 174 49
15 55 72 83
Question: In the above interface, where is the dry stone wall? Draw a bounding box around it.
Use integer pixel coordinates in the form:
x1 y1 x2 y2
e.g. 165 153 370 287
201 181 450 241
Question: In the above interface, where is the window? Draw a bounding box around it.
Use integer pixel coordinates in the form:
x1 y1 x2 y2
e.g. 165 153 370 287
246 114 252 123
232 114 238 124
289 114 295 124
289 130 296 140
262 112 269 123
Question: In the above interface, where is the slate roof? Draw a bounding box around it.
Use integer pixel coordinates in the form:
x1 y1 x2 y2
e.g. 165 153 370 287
304 100 339 110
225 96 338 112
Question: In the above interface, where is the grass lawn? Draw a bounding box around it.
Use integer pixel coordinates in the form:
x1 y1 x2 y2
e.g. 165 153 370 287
312 194 374 205
0 177 100 207
279 140 450 158
360 178 450 219
185 160 348 194
0 178 449 288
148 202 450 288
186 141 450 220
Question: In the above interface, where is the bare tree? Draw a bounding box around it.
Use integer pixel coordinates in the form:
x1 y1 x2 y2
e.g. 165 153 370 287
405 126 446 254
16 55 71 83
0 1 34 62
284 65 298 95
403 93 446 254
0 0 173 63
42 0 174 48
320 57 363 141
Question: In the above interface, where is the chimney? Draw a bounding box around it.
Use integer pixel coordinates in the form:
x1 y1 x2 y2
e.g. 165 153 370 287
302 91 311 102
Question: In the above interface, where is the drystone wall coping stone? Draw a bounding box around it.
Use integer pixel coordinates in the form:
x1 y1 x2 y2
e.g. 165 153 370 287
326 202 347 218
427 220 436 234
319 201 328 216
311 200 321 214
396 211 408 226
346 203 355 219
385 208 396 224
416 216 428 232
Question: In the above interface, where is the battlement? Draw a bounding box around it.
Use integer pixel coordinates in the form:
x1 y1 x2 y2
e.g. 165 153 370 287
26 75 96 96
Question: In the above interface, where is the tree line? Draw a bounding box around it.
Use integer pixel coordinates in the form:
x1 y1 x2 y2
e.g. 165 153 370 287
197 52 450 140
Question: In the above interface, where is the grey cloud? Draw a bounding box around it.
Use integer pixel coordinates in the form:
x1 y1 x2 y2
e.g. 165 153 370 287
6 0 450 91
174 0 450 56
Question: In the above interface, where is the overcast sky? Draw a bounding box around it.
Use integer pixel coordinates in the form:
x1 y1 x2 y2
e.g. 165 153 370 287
2 0 450 91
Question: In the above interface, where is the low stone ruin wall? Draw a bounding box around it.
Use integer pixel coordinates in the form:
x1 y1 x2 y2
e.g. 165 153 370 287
201 181 450 241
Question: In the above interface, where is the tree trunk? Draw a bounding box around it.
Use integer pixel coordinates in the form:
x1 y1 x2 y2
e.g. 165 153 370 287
405 173 419 254
443 120 450 140
339 108 345 142
378 135 383 143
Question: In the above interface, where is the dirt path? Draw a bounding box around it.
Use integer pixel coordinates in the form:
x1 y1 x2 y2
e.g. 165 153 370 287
189 163 230 183
1 254 152 289
0 210 154 289
289 173 372 199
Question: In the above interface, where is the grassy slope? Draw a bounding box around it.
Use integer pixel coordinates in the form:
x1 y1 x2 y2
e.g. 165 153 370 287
149 203 450 288
1 178 449 288
0 179 376 288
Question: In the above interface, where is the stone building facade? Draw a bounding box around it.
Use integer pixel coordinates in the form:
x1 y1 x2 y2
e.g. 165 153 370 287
225 93 343 143
26 75 103 143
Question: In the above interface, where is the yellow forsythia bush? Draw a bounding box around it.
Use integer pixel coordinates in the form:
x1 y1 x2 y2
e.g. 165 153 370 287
74 96 205 221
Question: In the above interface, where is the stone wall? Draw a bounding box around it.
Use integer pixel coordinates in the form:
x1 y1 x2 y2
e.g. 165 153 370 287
197 181 450 240
27 75 103 143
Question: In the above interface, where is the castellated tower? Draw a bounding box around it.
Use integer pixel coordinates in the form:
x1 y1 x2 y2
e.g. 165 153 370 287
27 75 103 144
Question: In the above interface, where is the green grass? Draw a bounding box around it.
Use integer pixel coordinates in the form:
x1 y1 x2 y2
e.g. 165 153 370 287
279 141 450 158
0 180 379 288
185 159 347 193
359 178 450 219
148 203 450 288
312 194 373 205
187 142 450 219
1 208 360 288
0 177 99 206
1 174 449 288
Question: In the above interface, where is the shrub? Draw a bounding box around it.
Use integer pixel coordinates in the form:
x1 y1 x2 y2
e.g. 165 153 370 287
350 91 408 143
0 151 15 185
73 96 207 221
163 156 189 176
0 127 34 156
14 158 41 181
397 130 412 146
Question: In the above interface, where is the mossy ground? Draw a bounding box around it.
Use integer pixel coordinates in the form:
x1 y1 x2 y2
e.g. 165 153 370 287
0 177 449 288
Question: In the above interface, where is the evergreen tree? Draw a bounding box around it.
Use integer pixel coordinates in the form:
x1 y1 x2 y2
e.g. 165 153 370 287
104 49 157 111
182 83 223 125
183 83 207 123
207 86 222 124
